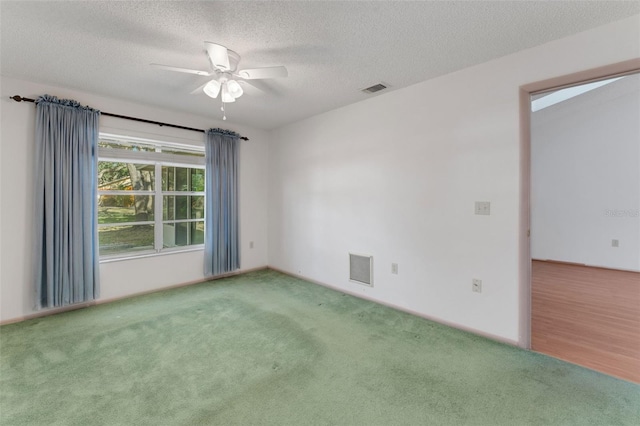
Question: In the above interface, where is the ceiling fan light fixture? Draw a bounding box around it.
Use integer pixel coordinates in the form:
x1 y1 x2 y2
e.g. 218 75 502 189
203 79 221 98
221 83 235 103
226 80 243 99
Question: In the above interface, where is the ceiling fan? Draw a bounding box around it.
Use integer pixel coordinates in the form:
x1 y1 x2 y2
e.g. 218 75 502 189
152 42 288 120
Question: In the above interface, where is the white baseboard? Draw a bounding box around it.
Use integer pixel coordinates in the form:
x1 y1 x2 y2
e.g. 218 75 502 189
0 266 268 326
267 266 520 348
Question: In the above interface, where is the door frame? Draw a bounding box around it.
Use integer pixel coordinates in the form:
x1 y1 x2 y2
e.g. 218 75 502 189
518 58 640 349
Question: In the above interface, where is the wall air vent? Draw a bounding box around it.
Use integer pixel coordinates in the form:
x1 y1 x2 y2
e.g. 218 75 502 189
349 253 373 287
361 83 387 94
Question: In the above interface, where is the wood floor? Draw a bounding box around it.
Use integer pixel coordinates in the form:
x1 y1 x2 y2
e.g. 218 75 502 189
531 260 640 383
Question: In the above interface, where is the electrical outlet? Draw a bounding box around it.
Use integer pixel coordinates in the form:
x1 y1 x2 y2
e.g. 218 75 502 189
472 279 482 293
475 201 491 216
612 239 619 248
391 263 398 274
250 241 254 249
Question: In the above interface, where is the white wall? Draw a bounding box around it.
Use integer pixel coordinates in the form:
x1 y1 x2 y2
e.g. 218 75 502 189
531 75 640 271
0 77 269 322
268 15 640 344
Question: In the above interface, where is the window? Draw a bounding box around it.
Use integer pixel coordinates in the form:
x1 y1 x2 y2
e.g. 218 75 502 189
98 135 205 258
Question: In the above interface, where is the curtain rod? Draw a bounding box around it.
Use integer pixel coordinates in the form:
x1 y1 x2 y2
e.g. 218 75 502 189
10 95 249 141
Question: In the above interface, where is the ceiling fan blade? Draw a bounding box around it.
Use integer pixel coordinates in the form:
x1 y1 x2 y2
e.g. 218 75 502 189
205 42 230 71
237 79 268 96
151 64 211 76
237 66 288 80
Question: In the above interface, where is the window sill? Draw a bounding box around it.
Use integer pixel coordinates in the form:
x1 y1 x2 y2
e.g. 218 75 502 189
99 245 204 264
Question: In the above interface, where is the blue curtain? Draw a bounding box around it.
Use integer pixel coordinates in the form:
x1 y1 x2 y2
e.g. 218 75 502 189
34 95 100 308
204 128 240 276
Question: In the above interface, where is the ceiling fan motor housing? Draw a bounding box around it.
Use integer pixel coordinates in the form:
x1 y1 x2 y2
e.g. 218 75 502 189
209 48 241 72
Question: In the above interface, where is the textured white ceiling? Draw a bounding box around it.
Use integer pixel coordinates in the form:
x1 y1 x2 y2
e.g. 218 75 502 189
1 1 639 130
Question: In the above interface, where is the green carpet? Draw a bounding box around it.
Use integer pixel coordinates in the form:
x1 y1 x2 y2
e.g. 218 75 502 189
1 269 638 425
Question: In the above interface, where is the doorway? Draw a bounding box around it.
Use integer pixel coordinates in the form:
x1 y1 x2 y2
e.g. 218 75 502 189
522 61 640 383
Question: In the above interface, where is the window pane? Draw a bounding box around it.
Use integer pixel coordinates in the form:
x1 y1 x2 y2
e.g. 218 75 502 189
99 139 157 152
163 221 204 248
163 196 204 220
176 167 188 191
162 166 174 193
191 169 205 192
98 162 155 191
161 147 204 157
99 195 154 223
99 225 154 255
191 221 205 245
161 166 204 192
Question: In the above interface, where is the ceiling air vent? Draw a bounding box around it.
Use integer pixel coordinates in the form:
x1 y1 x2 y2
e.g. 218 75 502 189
362 83 387 94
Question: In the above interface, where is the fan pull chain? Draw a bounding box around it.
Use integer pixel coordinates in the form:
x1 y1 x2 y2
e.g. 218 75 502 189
221 100 226 120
